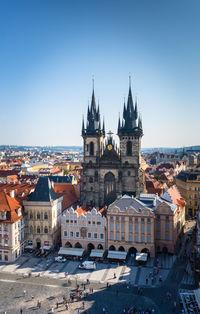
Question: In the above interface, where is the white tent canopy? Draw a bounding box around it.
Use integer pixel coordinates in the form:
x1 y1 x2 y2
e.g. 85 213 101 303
25 245 33 249
107 251 127 260
58 248 85 257
41 245 51 250
90 249 105 258
136 252 148 262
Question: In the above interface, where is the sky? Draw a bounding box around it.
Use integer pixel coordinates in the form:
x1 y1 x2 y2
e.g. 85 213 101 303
0 0 199 148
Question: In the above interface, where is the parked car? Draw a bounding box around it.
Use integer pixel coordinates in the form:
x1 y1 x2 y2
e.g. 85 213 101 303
55 256 67 263
79 261 96 270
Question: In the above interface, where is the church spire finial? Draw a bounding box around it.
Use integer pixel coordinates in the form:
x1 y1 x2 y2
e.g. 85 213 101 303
92 75 94 92
129 72 131 89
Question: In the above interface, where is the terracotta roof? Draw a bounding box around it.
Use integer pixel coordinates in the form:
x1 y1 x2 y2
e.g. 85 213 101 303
0 191 23 223
75 206 86 216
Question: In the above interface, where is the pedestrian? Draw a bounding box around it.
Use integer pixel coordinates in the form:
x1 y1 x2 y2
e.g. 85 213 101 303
82 301 85 309
65 303 68 310
106 282 109 288
113 273 116 279
23 290 26 297
31 295 34 300
146 278 148 285
151 277 154 284
20 309 23 314
56 302 59 309
51 307 54 313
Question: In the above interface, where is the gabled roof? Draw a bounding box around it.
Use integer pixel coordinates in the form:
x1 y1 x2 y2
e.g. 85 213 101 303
27 177 59 202
108 194 150 213
0 191 23 223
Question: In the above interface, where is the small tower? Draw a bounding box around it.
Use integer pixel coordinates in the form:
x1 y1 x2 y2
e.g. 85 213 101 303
82 85 105 164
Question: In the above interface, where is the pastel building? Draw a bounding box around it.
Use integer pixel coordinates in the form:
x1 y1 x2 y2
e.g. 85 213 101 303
0 191 25 262
61 207 106 250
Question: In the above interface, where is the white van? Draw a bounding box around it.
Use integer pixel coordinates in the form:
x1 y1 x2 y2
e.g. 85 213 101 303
79 261 96 270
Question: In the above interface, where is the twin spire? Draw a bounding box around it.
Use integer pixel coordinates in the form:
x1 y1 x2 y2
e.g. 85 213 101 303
82 78 143 137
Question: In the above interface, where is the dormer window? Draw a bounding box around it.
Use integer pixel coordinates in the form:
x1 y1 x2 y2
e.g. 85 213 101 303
0 212 7 221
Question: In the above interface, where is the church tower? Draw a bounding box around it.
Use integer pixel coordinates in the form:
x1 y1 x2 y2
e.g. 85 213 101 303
81 86 105 207
118 79 144 197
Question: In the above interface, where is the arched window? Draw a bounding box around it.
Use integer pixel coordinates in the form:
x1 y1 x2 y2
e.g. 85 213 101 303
90 142 94 156
44 226 48 234
44 212 48 220
89 177 93 183
30 226 33 233
37 226 40 234
30 212 33 219
37 212 40 220
126 141 132 156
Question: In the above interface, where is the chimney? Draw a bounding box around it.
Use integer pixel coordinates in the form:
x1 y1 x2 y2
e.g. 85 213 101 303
10 190 15 198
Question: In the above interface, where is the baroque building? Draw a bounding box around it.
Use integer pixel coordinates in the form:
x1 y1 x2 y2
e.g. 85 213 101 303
81 82 145 208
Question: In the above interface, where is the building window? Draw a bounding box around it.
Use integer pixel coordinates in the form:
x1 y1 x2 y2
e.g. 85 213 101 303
147 236 151 243
129 235 133 242
141 218 144 222
157 215 160 220
30 212 33 219
37 213 40 220
147 218 151 223
141 225 145 233
116 223 119 231
87 232 91 238
110 233 114 240
129 225 133 231
66 220 69 223
156 233 160 240
0 255 1 261
126 141 132 156
89 177 93 183
94 233 98 239
157 223 160 230
44 213 48 220
44 227 48 234
93 221 95 225
135 218 138 222
165 223 169 231
5 255 8 261
4 225 8 232
76 232 80 238
64 231 67 237
37 227 40 234
122 217 125 222
121 234 125 240
70 231 73 237
116 233 120 241
5 239 8 245
135 225 138 232
100 233 104 240
166 216 169 221
116 217 119 221
30 226 33 233
135 235 138 242
141 235 145 243
147 225 151 233
110 223 113 231
165 233 169 240
121 223 125 231
128 171 131 176
90 142 94 156
129 217 132 222
97 221 101 225
110 216 113 221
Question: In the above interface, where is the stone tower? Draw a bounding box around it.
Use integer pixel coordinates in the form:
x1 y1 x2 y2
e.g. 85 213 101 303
81 80 145 208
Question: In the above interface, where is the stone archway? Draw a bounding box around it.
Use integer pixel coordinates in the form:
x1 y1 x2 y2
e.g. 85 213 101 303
36 238 41 249
141 248 150 257
65 242 72 248
109 245 116 251
118 246 125 252
162 247 168 254
128 247 137 256
87 243 95 251
97 244 103 250
75 242 82 248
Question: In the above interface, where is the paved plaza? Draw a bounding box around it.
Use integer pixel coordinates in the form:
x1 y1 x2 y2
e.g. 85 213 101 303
0 253 176 289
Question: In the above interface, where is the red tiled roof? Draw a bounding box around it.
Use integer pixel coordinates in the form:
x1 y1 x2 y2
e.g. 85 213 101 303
0 191 23 223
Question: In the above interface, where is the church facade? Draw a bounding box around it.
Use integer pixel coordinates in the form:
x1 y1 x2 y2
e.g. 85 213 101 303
80 83 145 208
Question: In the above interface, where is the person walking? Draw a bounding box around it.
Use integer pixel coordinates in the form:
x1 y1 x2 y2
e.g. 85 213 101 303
82 301 85 309
113 273 116 279
23 290 26 297
56 302 59 309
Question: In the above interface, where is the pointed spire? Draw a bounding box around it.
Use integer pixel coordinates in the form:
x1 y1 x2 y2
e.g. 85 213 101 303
82 116 85 134
91 76 96 111
123 100 126 120
134 97 138 120
118 115 121 130
138 115 143 130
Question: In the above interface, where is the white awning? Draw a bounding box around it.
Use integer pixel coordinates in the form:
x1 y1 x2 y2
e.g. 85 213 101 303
58 247 85 257
107 251 127 260
42 245 51 250
25 245 33 249
136 252 148 262
90 249 105 258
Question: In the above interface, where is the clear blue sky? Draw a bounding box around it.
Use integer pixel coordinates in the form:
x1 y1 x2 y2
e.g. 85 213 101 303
0 0 199 148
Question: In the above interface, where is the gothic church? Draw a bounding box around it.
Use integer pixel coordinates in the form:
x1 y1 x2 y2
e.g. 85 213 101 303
81 82 145 208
